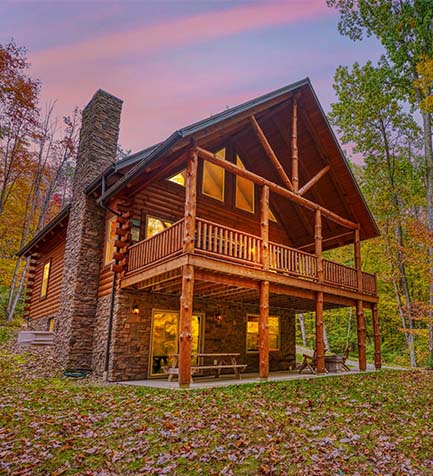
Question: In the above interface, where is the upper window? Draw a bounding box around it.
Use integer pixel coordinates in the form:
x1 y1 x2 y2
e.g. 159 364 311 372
246 315 280 352
40 260 51 299
202 148 225 201
146 215 173 239
169 170 186 187
104 216 117 265
131 218 141 243
236 155 254 213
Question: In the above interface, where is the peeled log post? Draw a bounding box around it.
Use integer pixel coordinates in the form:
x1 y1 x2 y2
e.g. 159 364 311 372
291 98 299 192
315 291 326 373
372 303 381 369
354 228 362 291
259 280 270 379
260 186 270 270
183 150 198 253
178 264 194 387
315 209 323 283
356 300 367 371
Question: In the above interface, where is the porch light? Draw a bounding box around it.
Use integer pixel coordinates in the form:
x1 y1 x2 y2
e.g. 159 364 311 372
132 304 140 315
214 311 222 322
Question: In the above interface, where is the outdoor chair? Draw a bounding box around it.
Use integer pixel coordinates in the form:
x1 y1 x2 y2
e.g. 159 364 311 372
298 350 317 374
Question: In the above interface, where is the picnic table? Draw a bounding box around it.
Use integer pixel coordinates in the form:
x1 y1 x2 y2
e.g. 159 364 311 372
164 353 247 382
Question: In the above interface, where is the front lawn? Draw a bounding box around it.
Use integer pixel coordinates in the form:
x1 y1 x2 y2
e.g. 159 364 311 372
1 336 432 475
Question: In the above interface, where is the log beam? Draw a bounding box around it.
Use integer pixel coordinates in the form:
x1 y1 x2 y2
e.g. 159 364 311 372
298 165 331 196
179 264 194 387
372 303 381 369
183 150 198 253
259 280 270 379
315 291 326 373
196 146 358 230
291 98 299 192
260 185 270 270
249 115 294 191
356 299 367 371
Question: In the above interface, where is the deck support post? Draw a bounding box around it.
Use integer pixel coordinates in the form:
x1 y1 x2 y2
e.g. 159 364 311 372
179 264 194 387
372 303 381 369
178 148 198 387
260 186 270 270
356 300 367 371
315 291 326 373
259 280 270 379
291 98 299 192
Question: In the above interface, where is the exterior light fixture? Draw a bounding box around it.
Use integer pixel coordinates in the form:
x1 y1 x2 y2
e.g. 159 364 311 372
214 311 222 322
132 304 140 315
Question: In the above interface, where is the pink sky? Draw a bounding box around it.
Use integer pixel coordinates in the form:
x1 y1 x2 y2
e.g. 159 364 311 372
2 0 383 155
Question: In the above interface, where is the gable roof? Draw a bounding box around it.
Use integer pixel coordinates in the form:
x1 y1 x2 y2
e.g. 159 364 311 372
18 78 379 257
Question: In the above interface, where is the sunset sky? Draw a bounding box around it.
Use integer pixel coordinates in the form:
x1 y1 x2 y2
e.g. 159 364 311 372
2 0 384 154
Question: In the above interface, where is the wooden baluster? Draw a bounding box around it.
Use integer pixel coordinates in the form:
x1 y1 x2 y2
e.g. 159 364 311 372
224 229 228 256
203 222 207 251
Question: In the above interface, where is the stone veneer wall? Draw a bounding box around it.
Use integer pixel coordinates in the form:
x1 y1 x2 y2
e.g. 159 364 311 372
55 90 122 370
26 315 54 332
106 290 296 382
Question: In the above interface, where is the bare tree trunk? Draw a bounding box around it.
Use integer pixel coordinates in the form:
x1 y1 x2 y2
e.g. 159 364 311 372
298 313 307 346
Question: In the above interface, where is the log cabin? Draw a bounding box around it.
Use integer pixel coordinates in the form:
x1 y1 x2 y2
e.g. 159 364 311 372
18 79 381 386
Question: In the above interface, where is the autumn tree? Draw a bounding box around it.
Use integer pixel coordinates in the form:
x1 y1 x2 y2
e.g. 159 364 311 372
327 0 433 366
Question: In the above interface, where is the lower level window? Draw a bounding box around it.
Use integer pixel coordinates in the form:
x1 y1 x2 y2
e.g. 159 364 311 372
246 315 280 352
47 317 55 332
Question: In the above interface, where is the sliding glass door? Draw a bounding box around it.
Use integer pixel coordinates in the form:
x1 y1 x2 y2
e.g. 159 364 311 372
150 310 203 377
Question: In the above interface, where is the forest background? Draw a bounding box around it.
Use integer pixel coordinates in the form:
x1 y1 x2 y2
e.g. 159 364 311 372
1 0 432 368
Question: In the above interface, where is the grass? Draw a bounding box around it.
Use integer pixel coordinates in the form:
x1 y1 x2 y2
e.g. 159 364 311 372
1 336 432 475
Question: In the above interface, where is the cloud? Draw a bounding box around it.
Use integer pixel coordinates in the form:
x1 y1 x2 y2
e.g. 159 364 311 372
31 1 330 68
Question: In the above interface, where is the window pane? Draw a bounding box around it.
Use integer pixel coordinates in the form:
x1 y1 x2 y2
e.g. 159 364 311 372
269 209 277 222
146 216 173 239
236 155 254 213
169 170 186 186
202 148 225 201
104 217 117 265
131 218 141 243
40 261 50 298
247 315 279 352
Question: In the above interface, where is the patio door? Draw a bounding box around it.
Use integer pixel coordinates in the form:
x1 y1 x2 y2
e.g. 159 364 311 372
149 310 203 377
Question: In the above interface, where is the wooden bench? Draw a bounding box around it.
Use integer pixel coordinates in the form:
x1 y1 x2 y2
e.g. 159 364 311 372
164 353 247 382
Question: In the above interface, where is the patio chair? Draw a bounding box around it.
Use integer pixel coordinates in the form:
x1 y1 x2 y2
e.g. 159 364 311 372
340 346 351 372
298 350 317 374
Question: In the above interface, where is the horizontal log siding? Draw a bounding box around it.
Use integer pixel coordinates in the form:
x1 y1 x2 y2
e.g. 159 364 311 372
27 228 67 321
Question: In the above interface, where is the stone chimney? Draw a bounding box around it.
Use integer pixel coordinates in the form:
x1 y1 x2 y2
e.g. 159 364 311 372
55 90 122 370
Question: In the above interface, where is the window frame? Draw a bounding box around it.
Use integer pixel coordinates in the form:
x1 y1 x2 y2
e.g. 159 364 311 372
104 216 117 266
246 314 280 353
40 259 51 300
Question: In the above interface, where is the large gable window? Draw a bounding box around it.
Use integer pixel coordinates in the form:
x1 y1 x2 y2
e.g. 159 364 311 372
168 170 186 187
202 148 225 201
236 155 254 213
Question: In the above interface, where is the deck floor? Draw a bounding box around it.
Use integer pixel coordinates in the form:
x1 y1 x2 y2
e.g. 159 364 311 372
116 367 379 390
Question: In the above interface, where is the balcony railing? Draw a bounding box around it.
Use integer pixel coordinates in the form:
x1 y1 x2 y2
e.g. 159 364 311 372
126 217 377 295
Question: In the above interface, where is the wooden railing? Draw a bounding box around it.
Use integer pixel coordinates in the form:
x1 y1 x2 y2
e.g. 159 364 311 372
196 218 262 266
128 218 184 272
362 272 377 295
125 216 377 295
269 242 317 279
323 260 358 290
